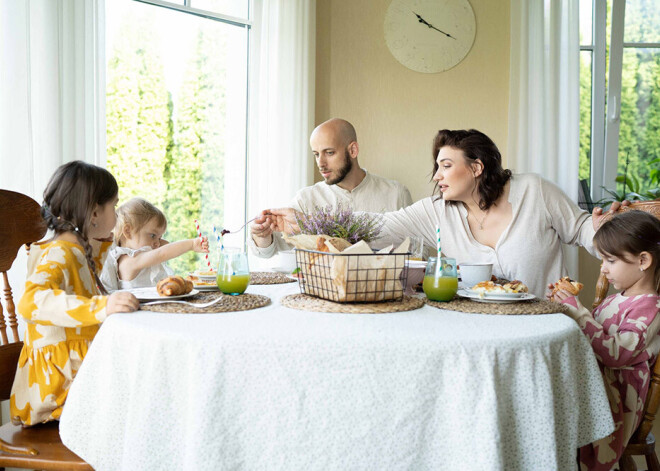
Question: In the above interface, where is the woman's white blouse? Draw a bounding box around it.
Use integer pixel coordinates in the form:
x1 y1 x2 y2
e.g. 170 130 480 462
377 173 597 297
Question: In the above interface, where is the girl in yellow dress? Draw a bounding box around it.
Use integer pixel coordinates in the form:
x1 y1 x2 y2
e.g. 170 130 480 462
10 161 140 426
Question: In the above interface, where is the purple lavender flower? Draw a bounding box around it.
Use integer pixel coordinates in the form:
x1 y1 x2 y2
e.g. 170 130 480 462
295 204 384 243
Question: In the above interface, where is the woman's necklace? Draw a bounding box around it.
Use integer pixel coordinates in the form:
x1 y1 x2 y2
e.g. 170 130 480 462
469 209 488 230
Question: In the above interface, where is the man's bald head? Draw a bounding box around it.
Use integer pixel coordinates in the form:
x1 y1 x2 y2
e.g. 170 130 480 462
311 118 357 147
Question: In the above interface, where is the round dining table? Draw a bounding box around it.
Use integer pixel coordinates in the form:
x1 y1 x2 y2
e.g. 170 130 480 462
59 281 614 471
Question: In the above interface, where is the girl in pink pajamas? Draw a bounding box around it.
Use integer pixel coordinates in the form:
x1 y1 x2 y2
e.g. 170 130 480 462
551 210 660 470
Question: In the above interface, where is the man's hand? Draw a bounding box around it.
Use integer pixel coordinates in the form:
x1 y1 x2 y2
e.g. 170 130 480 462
592 200 631 231
250 211 275 248
264 208 302 235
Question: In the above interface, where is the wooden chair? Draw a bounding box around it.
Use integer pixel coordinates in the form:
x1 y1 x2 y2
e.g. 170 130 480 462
0 189 92 470
588 199 660 470
592 200 660 309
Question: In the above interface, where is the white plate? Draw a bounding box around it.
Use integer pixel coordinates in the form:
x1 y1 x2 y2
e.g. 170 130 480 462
405 260 427 269
124 287 199 301
271 266 296 274
189 272 217 281
194 284 219 292
457 289 535 304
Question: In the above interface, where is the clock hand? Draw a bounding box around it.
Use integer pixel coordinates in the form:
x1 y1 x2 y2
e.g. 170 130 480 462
411 10 457 40
429 24 457 39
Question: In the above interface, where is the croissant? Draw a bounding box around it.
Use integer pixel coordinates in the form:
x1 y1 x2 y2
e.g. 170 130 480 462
551 276 584 297
157 275 193 297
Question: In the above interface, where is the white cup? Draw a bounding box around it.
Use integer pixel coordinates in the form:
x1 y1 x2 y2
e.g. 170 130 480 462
277 250 297 273
459 263 493 288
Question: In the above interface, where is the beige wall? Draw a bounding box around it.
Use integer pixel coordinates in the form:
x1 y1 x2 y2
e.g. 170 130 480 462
315 0 510 202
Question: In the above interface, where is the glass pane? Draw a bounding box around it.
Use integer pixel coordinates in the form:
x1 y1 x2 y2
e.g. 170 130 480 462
624 0 660 43
579 51 593 183
190 0 248 20
580 0 593 46
616 48 660 196
106 0 248 274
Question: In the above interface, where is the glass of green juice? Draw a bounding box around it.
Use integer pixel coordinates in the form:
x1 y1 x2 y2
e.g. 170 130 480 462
217 247 250 295
423 257 458 302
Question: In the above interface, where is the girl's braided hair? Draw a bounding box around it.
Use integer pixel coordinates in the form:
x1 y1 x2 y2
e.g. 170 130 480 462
42 161 118 295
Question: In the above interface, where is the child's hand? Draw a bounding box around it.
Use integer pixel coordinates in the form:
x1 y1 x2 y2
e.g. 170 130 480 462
107 291 139 314
552 289 575 303
193 236 209 253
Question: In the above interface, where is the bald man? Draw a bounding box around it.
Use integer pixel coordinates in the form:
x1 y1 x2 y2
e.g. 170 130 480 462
249 118 412 258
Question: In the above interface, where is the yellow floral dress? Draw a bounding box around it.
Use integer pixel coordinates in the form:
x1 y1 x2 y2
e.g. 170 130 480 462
10 239 112 426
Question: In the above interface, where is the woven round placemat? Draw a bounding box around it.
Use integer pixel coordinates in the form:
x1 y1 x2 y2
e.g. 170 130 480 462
280 293 424 314
425 297 569 315
250 271 296 285
140 292 270 314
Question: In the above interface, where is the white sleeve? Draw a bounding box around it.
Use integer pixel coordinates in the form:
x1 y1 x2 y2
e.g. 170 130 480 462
539 178 597 256
398 185 413 208
99 253 120 292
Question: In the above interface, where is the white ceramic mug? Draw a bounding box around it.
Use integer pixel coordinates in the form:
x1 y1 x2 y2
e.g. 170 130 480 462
459 263 493 288
277 250 297 273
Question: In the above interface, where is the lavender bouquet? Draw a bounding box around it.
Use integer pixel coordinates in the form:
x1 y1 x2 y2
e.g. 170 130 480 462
295 204 384 244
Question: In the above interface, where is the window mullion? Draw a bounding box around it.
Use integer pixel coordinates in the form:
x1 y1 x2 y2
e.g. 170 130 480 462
590 0 607 201
602 0 626 197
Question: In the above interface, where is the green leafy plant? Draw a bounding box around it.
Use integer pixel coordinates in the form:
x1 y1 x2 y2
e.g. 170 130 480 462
597 154 660 206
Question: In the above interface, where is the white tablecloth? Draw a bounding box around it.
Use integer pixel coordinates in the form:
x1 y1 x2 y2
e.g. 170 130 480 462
59 282 614 471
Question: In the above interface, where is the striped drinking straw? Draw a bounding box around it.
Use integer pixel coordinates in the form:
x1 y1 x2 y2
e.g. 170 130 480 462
194 219 211 270
436 225 441 275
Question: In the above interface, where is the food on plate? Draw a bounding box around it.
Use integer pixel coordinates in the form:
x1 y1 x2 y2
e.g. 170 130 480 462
502 280 529 293
471 280 529 296
551 276 584 297
157 275 193 296
193 269 216 276
471 281 507 294
186 275 216 287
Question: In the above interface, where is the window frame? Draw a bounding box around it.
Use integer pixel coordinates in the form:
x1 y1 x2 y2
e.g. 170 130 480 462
585 0 660 201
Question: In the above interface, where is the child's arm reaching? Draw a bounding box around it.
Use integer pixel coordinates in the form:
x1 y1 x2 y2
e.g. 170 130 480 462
556 292 660 369
117 237 209 282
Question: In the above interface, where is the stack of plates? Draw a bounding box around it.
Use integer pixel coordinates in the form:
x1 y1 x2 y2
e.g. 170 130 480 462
189 272 219 291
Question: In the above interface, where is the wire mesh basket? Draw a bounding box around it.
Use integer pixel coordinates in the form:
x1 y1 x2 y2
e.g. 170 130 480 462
294 249 410 303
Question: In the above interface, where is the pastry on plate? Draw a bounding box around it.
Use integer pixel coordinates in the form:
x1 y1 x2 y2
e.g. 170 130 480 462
503 280 528 293
157 275 193 296
471 280 507 295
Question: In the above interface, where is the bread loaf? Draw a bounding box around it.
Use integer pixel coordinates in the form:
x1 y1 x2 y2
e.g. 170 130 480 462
157 275 193 296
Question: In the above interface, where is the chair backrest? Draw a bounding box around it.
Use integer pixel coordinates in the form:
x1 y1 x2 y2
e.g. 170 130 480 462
592 200 660 309
634 355 660 443
0 189 47 401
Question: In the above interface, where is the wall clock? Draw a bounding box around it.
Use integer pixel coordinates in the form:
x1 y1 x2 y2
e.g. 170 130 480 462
384 0 476 73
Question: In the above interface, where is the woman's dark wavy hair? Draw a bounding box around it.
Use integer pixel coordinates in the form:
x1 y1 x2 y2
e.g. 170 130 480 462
42 160 118 295
432 129 512 210
594 210 660 291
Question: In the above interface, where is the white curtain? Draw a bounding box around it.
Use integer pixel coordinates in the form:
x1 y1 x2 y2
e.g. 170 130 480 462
0 0 105 202
0 0 104 348
508 0 580 277
247 0 315 215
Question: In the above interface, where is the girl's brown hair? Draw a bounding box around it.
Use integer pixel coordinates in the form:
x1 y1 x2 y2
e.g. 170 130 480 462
594 210 660 291
114 197 167 247
42 161 118 295
431 129 512 210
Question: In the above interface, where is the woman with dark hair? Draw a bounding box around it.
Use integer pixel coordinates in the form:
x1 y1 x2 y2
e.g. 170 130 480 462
262 129 622 297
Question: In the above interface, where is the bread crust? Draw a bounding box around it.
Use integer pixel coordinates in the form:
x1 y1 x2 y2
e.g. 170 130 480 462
157 275 193 296
552 276 584 297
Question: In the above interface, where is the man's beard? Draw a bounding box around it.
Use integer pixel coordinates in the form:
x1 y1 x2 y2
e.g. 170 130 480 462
323 149 352 185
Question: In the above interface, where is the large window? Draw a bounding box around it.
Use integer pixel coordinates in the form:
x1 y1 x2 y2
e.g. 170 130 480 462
105 0 249 273
580 0 660 203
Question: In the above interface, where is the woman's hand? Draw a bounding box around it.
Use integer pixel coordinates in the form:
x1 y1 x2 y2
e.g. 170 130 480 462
193 236 209 253
261 208 302 235
106 291 139 314
592 200 631 230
